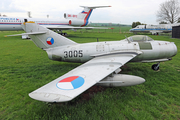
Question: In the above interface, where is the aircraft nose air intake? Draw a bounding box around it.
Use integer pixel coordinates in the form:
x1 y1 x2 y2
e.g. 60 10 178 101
172 42 177 57
158 41 178 59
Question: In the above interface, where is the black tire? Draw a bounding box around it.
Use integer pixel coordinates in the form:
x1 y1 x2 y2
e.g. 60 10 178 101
152 64 159 71
64 33 67 36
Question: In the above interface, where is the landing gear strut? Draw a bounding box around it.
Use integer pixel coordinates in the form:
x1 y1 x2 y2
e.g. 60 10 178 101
152 62 160 71
55 30 67 36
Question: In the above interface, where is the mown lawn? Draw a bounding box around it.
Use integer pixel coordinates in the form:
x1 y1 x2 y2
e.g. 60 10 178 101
0 30 180 120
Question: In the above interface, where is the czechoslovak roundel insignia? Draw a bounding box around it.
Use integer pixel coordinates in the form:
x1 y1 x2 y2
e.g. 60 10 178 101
56 76 85 90
46 37 54 45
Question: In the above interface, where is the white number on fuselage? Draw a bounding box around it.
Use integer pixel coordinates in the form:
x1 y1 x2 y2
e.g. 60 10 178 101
64 50 83 58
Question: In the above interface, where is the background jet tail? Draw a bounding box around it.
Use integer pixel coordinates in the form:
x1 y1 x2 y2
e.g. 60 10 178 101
77 6 111 20
22 22 77 50
64 6 111 26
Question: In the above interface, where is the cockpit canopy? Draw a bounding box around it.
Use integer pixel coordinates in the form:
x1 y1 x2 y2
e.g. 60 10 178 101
127 35 154 42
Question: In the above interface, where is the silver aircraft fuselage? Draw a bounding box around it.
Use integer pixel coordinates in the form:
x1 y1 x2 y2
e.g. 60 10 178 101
47 38 177 63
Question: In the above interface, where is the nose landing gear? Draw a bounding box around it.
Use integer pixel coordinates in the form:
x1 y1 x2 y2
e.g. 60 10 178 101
152 62 160 71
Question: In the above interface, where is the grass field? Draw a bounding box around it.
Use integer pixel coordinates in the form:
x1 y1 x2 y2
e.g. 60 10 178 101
0 29 180 120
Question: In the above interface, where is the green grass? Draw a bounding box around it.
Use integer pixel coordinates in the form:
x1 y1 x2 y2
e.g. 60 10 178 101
0 30 180 120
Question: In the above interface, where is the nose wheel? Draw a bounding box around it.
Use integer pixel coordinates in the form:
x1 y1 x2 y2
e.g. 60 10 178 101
152 62 160 71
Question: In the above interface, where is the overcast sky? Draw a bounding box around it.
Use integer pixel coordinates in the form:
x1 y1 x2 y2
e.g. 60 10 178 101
0 0 179 25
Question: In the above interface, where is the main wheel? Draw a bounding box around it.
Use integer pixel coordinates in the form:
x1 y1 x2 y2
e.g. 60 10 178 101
152 64 159 71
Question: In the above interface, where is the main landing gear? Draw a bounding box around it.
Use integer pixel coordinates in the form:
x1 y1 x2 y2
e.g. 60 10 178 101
55 30 67 36
151 62 160 71
60 32 67 36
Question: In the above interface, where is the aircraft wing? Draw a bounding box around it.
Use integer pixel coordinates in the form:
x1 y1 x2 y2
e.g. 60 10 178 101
44 25 110 30
29 52 140 102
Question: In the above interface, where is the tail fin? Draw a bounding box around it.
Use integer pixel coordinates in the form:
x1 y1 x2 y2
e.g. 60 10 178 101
64 6 111 26
78 6 111 20
79 6 111 26
22 22 77 50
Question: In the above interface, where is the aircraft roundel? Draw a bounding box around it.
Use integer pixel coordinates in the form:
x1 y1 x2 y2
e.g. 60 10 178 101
46 37 54 45
56 76 85 90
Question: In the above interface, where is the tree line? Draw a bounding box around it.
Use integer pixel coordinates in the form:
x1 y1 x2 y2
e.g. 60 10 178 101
132 0 180 28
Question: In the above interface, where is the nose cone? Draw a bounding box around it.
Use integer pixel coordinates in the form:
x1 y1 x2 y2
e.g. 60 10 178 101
172 42 177 57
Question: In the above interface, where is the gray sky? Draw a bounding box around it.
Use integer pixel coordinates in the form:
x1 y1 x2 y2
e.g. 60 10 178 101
0 0 177 25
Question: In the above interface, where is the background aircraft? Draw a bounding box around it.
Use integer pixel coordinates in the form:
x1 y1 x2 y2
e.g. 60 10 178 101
130 24 180 35
0 6 110 38
7 22 177 102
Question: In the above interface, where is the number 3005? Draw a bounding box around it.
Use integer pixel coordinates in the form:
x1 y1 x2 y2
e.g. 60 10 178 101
64 50 83 58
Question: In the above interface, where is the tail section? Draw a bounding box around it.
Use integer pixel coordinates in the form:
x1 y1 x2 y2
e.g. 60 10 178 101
64 6 111 26
22 22 77 50
78 6 111 20
77 6 94 21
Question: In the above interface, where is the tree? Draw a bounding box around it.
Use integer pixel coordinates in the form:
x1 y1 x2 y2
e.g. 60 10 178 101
156 0 180 24
132 21 142 28
159 21 168 24
178 18 180 23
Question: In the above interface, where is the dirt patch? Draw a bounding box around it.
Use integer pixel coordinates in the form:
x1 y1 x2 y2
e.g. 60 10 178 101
52 85 107 105
80 85 106 101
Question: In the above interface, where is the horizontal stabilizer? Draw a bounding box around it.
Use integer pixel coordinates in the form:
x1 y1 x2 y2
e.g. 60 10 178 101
5 31 47 37
80 6 111 9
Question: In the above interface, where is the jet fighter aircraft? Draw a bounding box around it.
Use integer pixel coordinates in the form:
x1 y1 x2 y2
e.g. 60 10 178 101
7 22 177 102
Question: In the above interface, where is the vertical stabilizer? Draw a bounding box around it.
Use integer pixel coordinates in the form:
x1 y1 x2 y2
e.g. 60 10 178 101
22 22 77 50
78 6 111 26
78 6 111 20
64 6 111 26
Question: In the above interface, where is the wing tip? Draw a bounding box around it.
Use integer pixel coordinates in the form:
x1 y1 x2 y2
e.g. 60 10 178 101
29 92 73 102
